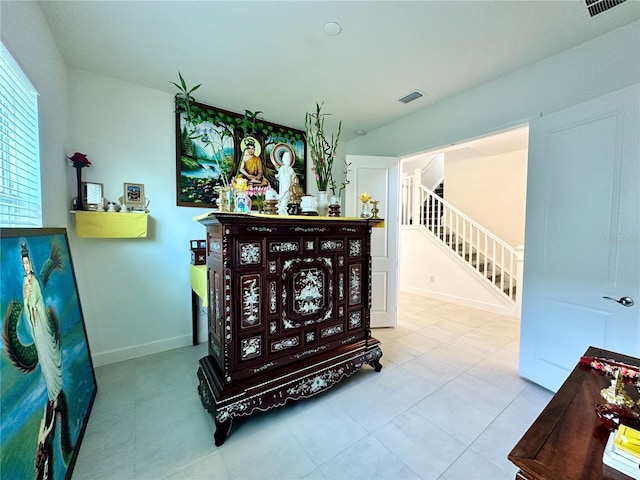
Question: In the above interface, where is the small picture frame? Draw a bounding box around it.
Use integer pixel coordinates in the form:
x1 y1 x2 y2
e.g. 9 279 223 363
82 182 104 211
190 240 207 250
124 183 145 207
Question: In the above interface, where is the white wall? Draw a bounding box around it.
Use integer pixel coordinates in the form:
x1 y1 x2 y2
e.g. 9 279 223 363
445 148 528 247
400 228 516 316
1 0 69 227
66 70 212 365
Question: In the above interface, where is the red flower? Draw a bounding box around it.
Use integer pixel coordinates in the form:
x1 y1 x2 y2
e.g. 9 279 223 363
67 152 91 168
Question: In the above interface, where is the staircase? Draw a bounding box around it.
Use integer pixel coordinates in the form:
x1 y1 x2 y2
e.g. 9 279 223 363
402 174 521 304
424 181 444 228
431 225 516 300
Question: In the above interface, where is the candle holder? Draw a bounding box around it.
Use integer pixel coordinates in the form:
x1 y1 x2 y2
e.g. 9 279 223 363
328 194 341 217
370 200 380 219
601 369 635 408
264 199 278 215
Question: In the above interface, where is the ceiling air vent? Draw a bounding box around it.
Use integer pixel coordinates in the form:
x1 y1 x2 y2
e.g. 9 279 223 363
585 0 626 17
398 90 424 104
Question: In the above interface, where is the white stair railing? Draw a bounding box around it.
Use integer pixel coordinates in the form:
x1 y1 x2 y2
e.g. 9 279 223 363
402 171 521 302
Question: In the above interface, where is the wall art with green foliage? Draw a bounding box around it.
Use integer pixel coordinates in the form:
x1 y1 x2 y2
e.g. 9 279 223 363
175 101 306 208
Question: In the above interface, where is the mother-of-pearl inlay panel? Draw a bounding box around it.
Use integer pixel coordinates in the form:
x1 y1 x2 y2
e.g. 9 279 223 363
348 239 362 257
321 324 344 338
269 281 277 314
349 263 362 305
271 336 300 352
281 257 334 329
241 336 261 360
293 267 325 315
240 242 261 265
320 239 344 251
348 311 362 329
269 241 299 253
241 273 261 328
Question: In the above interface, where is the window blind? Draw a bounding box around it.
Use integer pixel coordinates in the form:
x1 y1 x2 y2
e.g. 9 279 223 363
0 41 42 228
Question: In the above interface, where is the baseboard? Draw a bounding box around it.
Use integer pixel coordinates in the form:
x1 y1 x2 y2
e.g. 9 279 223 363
91 334 194 367
401 286 519 318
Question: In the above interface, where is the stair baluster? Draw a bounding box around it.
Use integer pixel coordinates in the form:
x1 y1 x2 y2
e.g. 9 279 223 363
403 177 518 302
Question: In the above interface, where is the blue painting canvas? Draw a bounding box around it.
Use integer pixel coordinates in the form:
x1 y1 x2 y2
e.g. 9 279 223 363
1 228 97 480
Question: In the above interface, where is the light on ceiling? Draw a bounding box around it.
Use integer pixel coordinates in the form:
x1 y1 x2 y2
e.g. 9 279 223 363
354 129 366 136
323 22 342 36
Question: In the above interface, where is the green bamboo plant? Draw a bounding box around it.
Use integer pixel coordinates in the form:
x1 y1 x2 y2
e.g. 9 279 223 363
305 102 342 193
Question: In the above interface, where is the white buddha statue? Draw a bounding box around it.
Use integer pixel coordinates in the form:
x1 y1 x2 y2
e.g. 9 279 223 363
276 151 297 215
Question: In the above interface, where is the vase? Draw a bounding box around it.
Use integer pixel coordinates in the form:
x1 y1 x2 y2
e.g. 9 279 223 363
317 191 329 216
74 166 84 211
300 195 318 214
360 200 371 218
235 191 251 213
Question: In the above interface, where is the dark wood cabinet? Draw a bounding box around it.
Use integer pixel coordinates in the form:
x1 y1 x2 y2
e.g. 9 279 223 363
508 346 638 480
196 213 383 446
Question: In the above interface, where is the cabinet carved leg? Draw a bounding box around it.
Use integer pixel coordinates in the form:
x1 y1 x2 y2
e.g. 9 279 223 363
214 418 233 447
370 358 383 372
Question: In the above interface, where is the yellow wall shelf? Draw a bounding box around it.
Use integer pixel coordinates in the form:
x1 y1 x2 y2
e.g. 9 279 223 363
71 211 149 238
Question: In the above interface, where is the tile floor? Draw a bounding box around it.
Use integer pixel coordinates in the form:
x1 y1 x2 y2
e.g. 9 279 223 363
72 293 553 480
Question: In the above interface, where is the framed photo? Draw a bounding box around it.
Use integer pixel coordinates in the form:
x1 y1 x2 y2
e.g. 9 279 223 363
0 228 97 480
190 239 206 250
82 181 103 210
175 101 307 208
124 182 145 207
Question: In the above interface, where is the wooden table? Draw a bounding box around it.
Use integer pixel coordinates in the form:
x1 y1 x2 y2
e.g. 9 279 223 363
508 346 638 480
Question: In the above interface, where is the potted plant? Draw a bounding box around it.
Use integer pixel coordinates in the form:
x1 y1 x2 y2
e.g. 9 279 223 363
329 157 352 206
305 102 342 215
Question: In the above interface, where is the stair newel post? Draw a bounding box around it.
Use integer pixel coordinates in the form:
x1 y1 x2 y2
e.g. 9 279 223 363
515 245 525 314
412 169 421 225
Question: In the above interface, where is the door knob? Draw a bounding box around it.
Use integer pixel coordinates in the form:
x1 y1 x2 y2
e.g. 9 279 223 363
603 296 635 307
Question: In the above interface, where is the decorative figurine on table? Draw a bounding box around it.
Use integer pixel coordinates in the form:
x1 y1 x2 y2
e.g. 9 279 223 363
232 176 251 213
274 149 297 216
286 176 304 215
359 192 372 218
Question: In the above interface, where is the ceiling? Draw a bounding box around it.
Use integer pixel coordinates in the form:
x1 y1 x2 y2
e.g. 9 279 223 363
38 0 640 142
401 124 530 174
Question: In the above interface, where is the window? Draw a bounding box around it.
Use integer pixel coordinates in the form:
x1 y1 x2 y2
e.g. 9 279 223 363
0 41 42 227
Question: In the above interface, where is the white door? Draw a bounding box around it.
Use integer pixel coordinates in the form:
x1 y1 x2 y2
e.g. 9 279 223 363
520 84 639 392
345 155 399 328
